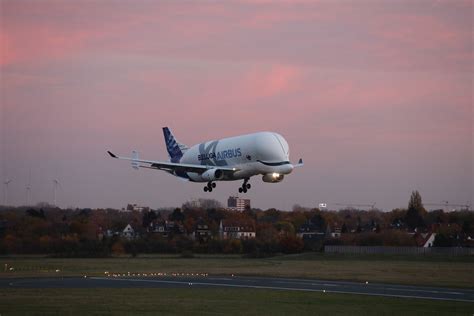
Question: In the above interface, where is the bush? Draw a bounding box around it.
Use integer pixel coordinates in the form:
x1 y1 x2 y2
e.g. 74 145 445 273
279 236 304 254
181 250 195 258
111 241 125 255
223 239 242 254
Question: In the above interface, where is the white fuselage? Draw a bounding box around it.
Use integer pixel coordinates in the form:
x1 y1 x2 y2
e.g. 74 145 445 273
179 132 293 182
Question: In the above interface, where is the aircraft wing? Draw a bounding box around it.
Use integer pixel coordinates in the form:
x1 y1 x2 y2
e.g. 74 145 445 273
107 151 238 174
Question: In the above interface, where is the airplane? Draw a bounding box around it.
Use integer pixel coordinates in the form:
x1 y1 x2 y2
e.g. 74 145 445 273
107 127 303 193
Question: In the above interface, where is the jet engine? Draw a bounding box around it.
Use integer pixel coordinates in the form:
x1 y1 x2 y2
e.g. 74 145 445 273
262 173 284 183
202 168 224 181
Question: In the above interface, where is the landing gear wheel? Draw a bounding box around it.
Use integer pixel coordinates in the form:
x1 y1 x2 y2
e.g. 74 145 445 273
239 178 250 193
212 182 216 188
204 187 208 192
208 187 213 192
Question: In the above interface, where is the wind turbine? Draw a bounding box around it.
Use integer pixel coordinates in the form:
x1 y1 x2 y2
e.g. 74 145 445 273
26 170 31 205
53 179 60 206
3 179 12 205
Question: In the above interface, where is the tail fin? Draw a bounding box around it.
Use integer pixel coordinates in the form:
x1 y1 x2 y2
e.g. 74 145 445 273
162 127 188 163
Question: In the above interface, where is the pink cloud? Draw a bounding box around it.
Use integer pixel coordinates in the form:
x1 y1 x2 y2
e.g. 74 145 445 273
0 30 14 66
1 1 471 74
367 12 471 71
244 64 301 98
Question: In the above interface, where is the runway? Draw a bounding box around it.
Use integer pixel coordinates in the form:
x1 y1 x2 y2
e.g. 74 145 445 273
1 275 473 303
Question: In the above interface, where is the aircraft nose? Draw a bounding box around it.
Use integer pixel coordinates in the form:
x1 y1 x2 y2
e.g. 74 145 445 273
280 163 294 175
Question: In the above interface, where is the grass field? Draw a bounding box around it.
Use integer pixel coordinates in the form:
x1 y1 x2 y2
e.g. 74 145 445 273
1 253 473 288
0 288 473 316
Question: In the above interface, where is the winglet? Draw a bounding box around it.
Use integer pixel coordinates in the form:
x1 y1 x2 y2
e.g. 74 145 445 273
294 158 304 168
107 151 118 158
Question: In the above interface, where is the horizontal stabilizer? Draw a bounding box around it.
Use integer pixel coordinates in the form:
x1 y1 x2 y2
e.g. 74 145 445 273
131 150 140 170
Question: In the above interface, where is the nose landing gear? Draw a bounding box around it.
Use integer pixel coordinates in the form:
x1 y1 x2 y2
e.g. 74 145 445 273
238 178 251 193
203 181 216 192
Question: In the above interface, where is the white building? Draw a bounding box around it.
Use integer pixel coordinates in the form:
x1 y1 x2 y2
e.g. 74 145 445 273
423 233 436 247
219 220 256 239
227 196 250 212
122 224 136 239
121 204 150 213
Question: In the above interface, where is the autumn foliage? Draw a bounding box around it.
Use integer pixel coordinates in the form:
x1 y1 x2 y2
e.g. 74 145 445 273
0 200 472 257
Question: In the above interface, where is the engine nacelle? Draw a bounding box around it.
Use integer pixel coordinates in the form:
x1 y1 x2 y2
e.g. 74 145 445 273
262 173 284 183
202 169 224 181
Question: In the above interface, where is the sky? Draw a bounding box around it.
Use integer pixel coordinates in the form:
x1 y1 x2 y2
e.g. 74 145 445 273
0 0 472 211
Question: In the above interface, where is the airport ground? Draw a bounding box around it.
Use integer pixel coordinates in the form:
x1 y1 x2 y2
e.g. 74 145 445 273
0 253 473 315
1 288 473 316
1 253 473 288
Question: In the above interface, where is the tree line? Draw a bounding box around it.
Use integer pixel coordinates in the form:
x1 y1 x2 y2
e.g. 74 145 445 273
0 192 472 257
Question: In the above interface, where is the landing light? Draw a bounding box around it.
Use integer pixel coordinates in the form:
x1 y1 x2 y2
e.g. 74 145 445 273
272 173 280 178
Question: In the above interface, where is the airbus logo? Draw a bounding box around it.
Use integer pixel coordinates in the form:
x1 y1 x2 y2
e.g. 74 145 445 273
198 148 242 161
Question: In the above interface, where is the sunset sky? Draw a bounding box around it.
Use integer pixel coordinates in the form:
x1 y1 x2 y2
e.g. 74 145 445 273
1 0 472 211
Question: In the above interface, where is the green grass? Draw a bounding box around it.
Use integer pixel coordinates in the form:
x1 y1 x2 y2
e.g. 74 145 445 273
0 288 472 316
1 254 473 288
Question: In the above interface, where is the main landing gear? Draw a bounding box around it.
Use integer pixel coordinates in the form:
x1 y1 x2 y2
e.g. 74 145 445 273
203 181 216 192
238 178 251 193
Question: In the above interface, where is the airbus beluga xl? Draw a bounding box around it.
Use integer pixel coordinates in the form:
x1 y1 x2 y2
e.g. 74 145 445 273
108 127 303 193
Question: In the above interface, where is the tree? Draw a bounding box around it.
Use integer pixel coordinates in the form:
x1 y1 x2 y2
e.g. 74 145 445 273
111 241 125 255
183 217 196 234
341 223 348 233
198 199 222 210
169 208 185 223
275 221 295 236
433 233 452 247
375 223 381 233
260 208 281 223
279 236 304 254
310 212 326 230
26 208 46 219
142 210 157 228
405 191 426 229
356 216 362 233
462 221 471 234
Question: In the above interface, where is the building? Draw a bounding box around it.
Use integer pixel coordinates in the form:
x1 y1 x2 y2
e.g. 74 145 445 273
148 220 185 237
296 222 326 240
148 220 167 235
297 221 326 251
122 224 136 239
122 204 150 212
219 220 256 239
414 232 437 247
188 200 202 209
227 196 250 211
193 218 212 242
330 226 342 238
423 233 436 247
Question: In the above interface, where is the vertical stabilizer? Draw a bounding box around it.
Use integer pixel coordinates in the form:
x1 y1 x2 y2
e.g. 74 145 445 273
131 150 140 170
162 127 188 163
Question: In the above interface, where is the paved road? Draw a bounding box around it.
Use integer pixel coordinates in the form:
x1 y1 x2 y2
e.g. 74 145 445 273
1 275 473 303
